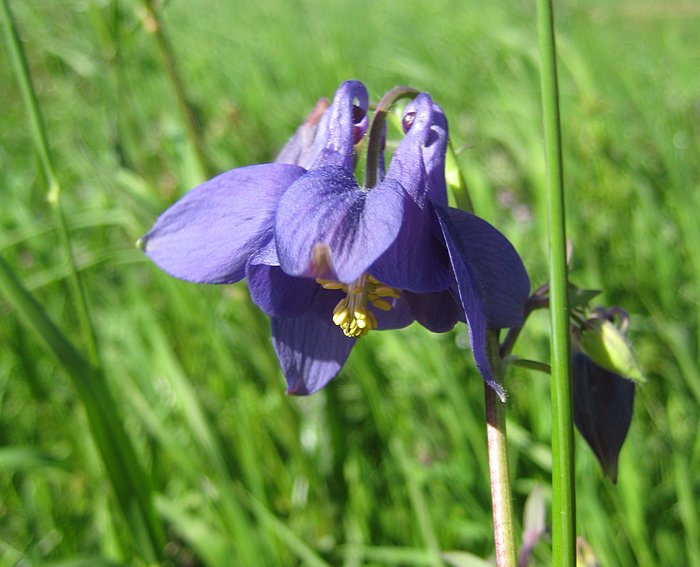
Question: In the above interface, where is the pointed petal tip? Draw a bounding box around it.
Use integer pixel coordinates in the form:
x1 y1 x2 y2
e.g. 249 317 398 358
488 379 507 402
286 384 310 396
272 313 355 397
605 465 619 484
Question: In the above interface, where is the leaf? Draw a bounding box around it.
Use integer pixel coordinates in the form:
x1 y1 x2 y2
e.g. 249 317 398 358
0 446 70 472
568 286 601 310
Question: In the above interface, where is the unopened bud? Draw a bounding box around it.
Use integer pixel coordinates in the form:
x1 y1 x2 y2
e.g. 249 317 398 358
572 352 635 483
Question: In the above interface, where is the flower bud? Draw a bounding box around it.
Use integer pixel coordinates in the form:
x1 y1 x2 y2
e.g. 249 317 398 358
572 351 635 482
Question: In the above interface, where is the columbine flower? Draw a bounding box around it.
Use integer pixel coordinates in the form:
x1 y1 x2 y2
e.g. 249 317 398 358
141 80 530 397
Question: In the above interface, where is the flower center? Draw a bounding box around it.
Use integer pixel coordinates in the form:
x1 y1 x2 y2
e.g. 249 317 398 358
317 275 401 338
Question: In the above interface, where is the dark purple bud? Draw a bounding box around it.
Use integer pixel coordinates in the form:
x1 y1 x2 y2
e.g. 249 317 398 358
402 111 416 133
572 352 635 483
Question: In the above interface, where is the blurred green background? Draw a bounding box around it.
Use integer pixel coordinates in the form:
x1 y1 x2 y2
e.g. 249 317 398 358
1 0 699 565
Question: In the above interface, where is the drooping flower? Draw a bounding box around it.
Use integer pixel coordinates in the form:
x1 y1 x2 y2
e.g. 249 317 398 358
141 81 530 397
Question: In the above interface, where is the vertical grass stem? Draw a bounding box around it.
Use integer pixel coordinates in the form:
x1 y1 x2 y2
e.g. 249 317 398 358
535 0 576 564
140 0 210 179
1 0 99 366
1 2 165 558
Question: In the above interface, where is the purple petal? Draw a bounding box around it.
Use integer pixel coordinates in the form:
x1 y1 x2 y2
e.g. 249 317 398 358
275 166 404 284
369 196 452 292
141 163 305 284
272 312 355 395
434 206 504 397
372 296 415 330
385 94 431 207
247 243 320 316
386 94 449 209
421 102 449 208
435 205 530 329
405 289 463 333
309 80 369 170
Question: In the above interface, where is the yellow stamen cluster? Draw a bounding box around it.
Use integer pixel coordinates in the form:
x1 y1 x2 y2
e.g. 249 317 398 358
317 275 401 338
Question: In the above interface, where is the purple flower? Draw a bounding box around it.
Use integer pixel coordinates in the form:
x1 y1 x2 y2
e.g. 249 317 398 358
141 81 530 397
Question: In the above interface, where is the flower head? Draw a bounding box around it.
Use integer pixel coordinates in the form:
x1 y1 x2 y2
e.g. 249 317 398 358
141 81 530 397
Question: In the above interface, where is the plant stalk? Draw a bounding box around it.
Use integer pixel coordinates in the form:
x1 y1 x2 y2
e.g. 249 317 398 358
485 380 517 567
364 86 418 189
536 0 576 563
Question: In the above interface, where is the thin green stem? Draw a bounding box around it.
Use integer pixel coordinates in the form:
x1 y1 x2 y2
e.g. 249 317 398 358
140 0 209 179
1 0 99 367
507 357 552 375
536 0 576 564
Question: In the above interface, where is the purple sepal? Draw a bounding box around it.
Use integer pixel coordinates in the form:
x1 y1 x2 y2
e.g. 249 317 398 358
142 163 305 284
272 313 356 395
436 205 519 398
434 205 530 329
369 197 452 293
405 289 462 333
275 166 405 284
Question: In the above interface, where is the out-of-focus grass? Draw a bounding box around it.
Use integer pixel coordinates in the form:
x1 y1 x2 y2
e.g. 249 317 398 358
1 0 698 565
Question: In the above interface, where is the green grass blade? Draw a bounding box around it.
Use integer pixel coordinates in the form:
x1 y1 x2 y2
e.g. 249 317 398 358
1 0 99 366
391 438 444 567
239 488 333 567
0 256 165 561
0 446 70 472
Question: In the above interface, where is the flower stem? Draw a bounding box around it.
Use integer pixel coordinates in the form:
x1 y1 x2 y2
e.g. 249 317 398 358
485 377 517 567
364 86 418 189
536 0 576 563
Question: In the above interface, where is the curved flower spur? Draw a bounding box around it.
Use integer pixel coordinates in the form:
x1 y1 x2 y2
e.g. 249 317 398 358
140 81 530 397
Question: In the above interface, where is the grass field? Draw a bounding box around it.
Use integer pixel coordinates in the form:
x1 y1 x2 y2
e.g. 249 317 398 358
1 0 699 565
